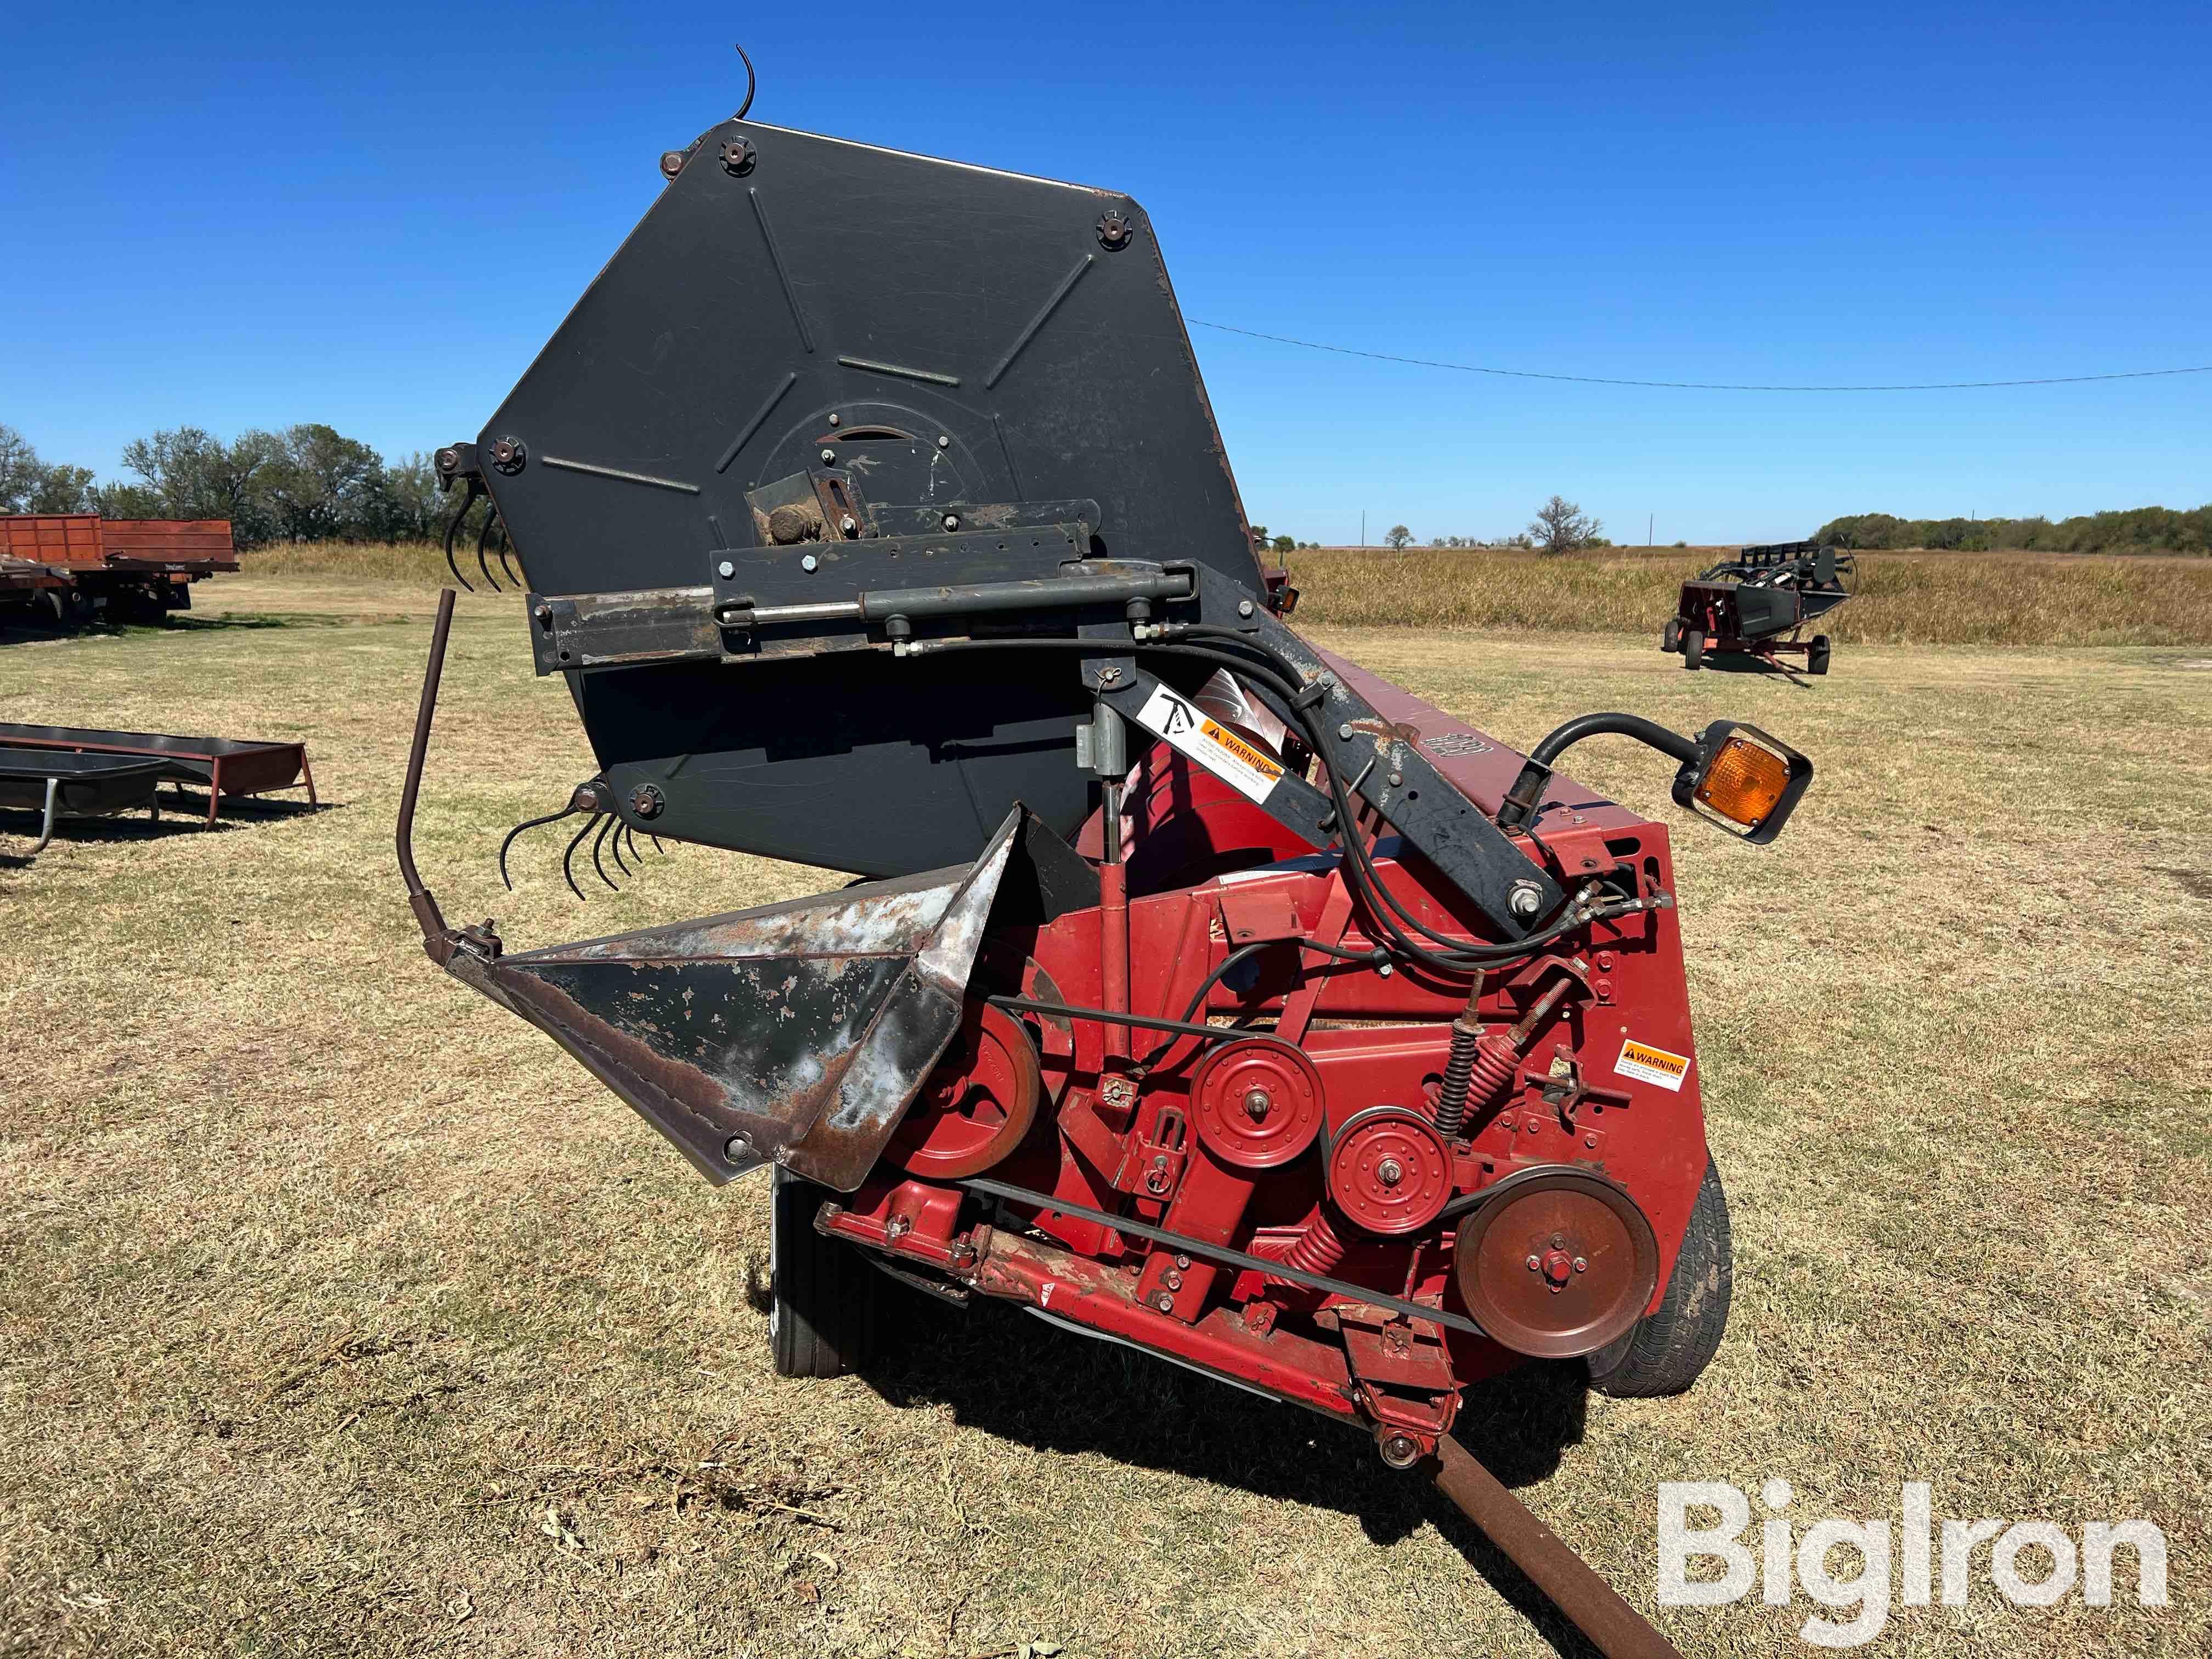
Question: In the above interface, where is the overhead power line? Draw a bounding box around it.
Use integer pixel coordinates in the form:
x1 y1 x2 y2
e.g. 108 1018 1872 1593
1186 319 2212 393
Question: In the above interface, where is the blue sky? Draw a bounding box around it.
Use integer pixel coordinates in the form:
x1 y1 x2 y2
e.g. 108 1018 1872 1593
2 2 2205 544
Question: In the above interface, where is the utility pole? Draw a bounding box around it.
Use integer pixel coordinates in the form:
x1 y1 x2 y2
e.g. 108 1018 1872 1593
1360 510 1366 549
1648 512 1654 548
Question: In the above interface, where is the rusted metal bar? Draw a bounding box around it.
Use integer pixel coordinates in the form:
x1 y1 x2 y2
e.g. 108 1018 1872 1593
1431 1435 1684 1659
397 588 458 952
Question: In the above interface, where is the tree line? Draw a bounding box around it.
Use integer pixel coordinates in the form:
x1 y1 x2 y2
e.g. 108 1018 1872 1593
0 422 481 548
1812 506 2211 555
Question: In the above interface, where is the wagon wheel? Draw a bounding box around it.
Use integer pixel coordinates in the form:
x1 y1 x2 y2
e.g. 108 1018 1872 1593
1681 628 1705 670
1661 617 1681 653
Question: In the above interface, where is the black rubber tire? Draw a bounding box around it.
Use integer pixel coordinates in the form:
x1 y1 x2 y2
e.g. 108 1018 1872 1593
1586 1157 1733 1398
1808 635 1832 676
1661 617 1681 653
769 1169 879 1378
1681 628 1705 670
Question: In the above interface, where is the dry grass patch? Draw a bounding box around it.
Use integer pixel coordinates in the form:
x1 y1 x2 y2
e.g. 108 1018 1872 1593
1 577 2207 1657
1286 545 2212 645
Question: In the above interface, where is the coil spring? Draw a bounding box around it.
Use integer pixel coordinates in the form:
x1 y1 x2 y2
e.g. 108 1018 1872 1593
1273 1206 1347 1283
1432 1026 1520 1138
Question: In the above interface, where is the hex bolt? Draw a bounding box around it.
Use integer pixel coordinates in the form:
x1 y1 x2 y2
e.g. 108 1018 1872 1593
1377 1158 1404 1188
1243 1087 1272 1121
936 433 951 449
800 554 819 572
1526 1254 1541 1271
942 512 961 531
1173 1255 1192 1269
717 560 736 579
1573 1257 1589 1273
1387 771 1403 787
1237 599 1255 617
1509 881 1544 919
1153 1292 1175 1312
827 413 841 427
820 447 837 465
887 1214 912 1239
838 514 857 534
1162 1271 1184 1291
659 149 686 179
1338 723 1355 740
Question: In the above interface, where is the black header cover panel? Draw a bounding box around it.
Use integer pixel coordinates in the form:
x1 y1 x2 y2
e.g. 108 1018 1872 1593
477 121 1262 877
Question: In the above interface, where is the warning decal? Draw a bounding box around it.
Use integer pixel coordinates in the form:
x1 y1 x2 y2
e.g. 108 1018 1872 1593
1131 683 1286 805
1615 1037 1692 1092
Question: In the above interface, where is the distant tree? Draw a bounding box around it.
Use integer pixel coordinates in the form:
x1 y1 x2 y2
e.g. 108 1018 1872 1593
1528 495 1601 555
118 426 283 545
1271 534 1295 553
261 423 390 542
0 424 95 512
1249 524 1268 546
1384 523 1412 550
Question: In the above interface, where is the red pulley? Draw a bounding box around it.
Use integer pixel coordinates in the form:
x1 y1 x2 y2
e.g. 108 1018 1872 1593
1325 1105 1453 1235
888 1002 1041 1178
1188 1039 1326 1169
1451 1164 1661 1359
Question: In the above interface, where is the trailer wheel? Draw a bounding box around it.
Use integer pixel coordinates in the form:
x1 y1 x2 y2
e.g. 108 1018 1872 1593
769 1167 879 1378
1661 618 1681 653
1681 628 1705 670
1585 1156 1733 1398
1808 635 1832 676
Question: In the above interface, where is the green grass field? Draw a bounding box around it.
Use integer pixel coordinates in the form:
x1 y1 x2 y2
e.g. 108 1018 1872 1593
3 574 2208 1657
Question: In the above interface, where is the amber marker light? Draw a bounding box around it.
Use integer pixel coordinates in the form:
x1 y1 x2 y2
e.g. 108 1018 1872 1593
1672 721 1814 843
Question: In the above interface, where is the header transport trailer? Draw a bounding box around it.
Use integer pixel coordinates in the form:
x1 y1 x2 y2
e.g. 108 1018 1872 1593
0 515 239 627
396 95 1820 1659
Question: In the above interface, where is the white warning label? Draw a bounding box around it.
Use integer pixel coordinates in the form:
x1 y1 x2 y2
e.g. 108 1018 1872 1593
1131 683 1286 805
1615 1037 1692 1092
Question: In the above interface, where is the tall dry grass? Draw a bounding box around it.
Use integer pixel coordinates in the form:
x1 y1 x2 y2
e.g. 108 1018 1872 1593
1283 545 2212 646
239 540 2212 646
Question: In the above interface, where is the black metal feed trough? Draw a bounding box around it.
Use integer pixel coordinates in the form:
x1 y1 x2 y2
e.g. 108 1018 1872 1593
1663 541 1854 674
0 748 167 858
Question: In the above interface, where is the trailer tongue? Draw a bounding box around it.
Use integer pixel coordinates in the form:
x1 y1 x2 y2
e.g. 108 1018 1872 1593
398 103 1817 1658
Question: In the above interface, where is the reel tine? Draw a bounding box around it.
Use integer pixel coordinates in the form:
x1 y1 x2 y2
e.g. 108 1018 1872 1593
561 814 599 901
498 803 580 891
442 482 480 593
494 517 521 587
623 823 645 864
590 813 620 890
650 834 664 854
608 819 632 876
475 511 504 593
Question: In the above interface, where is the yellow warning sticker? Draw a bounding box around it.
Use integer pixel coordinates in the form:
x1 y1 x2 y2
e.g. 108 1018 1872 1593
1615 1037 1691 1092
1132 684 1286 804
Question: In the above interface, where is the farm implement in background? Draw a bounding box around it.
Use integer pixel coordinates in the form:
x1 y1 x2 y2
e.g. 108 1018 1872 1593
0 724 314 844
396 95 1820 1659
1663 540 1855 674
0 514 239 630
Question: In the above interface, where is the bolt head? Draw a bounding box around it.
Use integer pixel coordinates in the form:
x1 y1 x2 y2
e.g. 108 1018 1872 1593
942 513 961 531
434 447 458 474
1338 723 1355 740
1509 883 1544 919
719 137 755 175
1573 1256 1589 1273
800 554 819 573
717 559 736 579
1243 1087 1272 1121
489 437 527 475
936 433 951 449
1526 1254 1541 1271
820 447 837 465
1097 211 1133 249
1162 1271 1183 1291
839 514 857 534
1376 1158 1404 1187
628 783 665 820
725 1135 751 1160
1237 599 1255 617
659 149 686 178
1153 1292 1175 1312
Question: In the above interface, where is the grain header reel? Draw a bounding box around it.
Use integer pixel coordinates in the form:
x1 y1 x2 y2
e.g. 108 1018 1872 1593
398 100 1816 1659
1664 540 1855 674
